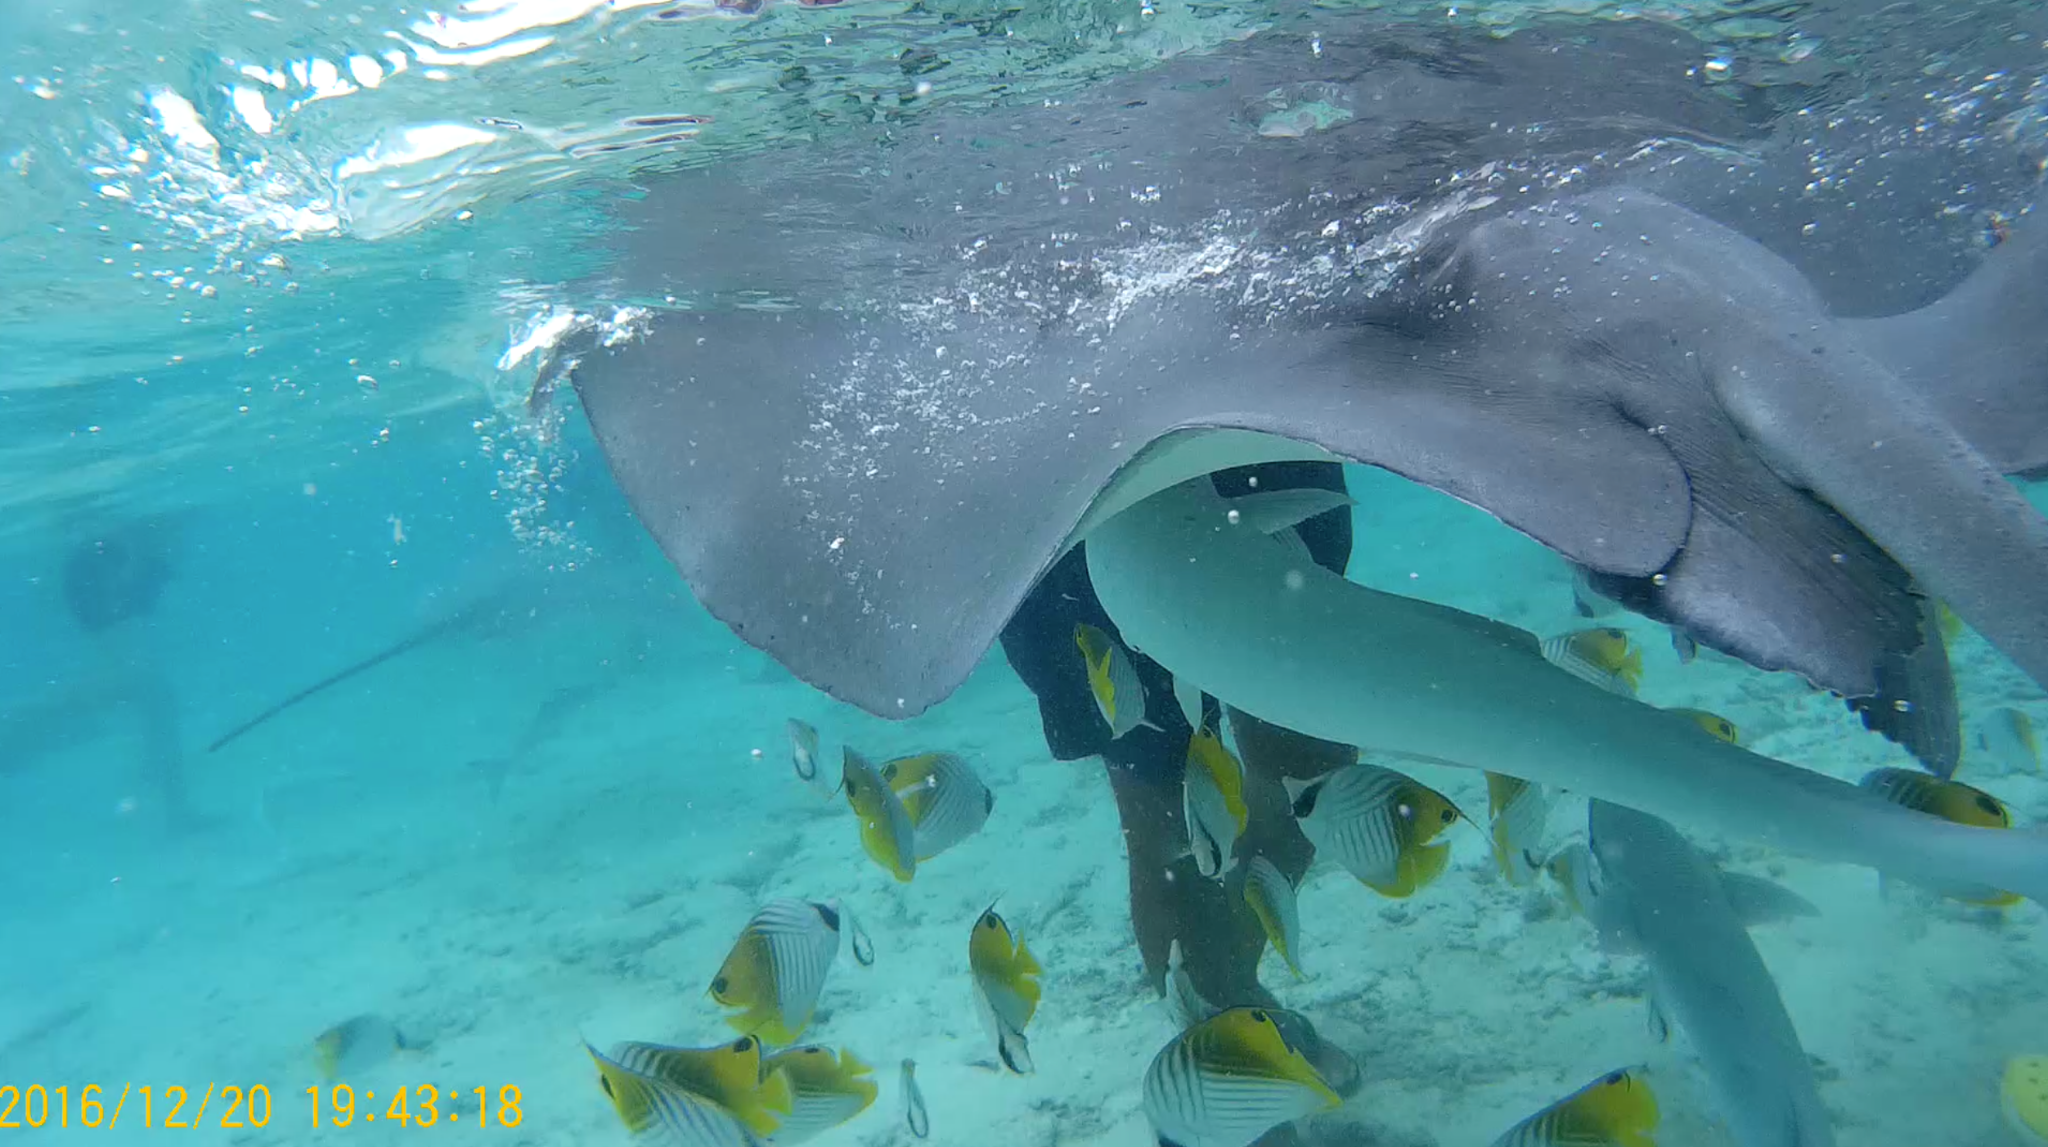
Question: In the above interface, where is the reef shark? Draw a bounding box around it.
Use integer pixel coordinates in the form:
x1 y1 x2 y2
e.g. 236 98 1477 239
553 21 2048 891
1576 799 1837 1147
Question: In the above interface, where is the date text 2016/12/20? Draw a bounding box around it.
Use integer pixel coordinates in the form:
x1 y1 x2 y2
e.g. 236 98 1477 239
0 1085 273 1130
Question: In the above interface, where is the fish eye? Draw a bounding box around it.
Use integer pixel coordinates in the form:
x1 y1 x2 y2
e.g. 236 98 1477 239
733 1037 755 1052
599 1076 615 1097
1603 1071 1624 1086
1249 1009 1269 1024
1975 795 2004 817
711 975 730 995
1439 807 1455 823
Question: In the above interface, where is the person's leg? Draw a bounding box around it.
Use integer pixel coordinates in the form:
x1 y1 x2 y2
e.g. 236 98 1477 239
998 462 1355 993
1101 719 1271 1005
1225 705 1355 892
998 463 1364 1143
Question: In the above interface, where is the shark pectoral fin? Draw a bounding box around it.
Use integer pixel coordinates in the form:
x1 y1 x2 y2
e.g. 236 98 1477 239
1718 870 1820 928
1224 488 1357 536
1713 347 2048 698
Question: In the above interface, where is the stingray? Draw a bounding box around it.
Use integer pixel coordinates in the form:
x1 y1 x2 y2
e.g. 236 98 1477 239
555 23 2048 890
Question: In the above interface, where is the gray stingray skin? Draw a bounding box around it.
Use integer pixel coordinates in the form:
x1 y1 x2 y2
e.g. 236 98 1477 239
565 21 2046 729
1584 800 1835 1147
1426 190 2048 742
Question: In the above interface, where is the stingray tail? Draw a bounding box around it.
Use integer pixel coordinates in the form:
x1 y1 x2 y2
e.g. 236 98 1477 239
206 596 498 753
1853 204 2048 477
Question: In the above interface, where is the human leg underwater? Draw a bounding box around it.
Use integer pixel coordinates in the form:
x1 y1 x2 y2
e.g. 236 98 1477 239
997 461 1357 1030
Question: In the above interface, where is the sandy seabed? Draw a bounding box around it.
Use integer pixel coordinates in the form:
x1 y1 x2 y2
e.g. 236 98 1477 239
2 467 2042 1147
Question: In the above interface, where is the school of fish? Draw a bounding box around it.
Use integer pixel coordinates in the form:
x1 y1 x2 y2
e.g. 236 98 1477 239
299 552 2041 1146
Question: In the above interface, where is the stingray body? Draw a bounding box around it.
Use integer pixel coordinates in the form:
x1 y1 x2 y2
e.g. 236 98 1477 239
572 21 2041 725
564 20 2047 868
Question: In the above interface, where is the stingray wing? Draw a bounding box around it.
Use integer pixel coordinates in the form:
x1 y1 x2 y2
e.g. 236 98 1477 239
572 286 1689 718
571 20 1971 723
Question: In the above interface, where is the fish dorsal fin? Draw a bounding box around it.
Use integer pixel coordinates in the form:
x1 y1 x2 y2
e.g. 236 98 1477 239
1717 870 1820 928
586 1043 660 1134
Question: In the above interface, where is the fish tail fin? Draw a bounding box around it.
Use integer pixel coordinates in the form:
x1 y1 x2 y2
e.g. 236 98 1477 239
998 1027 1035 1075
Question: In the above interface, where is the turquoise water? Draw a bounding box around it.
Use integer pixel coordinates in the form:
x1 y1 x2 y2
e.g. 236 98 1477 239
4 1 2048 1145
